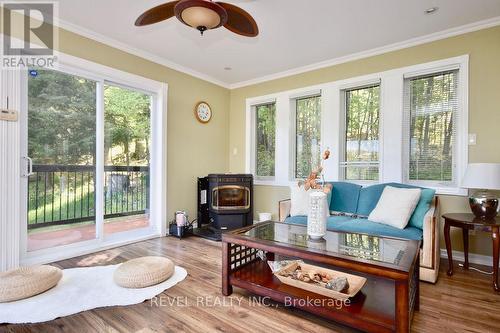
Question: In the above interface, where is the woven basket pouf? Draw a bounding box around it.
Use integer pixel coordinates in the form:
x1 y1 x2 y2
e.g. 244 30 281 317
0 265 62 303
114 256 174 288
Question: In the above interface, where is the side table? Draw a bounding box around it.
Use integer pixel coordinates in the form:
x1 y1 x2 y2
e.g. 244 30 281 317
443 213 500 292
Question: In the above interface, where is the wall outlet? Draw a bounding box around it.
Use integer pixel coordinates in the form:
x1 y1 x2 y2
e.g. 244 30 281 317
0 109 17 122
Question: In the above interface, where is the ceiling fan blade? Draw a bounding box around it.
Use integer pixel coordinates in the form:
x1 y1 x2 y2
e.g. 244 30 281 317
216 2 258 37
135 1 180 26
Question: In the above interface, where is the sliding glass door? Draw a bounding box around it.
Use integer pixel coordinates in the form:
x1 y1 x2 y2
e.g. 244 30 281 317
25 69 97 252
20 64 160 259
103 84 151 237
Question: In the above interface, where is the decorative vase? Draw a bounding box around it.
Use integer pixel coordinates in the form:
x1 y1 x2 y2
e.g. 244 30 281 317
307 190 328 240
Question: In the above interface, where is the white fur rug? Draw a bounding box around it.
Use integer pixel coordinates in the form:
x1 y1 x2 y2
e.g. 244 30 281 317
0 264 187 324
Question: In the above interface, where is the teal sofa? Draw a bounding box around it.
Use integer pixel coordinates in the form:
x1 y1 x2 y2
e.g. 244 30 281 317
278 182 440 283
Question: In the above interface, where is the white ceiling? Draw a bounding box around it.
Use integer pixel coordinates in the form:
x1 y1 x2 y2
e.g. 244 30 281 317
57 0 500 87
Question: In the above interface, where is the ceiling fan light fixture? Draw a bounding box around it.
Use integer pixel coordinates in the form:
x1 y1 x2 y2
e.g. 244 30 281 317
175 0 227 34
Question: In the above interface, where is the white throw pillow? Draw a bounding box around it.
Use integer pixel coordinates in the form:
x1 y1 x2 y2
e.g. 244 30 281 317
368 186 421 229
289 185 310 216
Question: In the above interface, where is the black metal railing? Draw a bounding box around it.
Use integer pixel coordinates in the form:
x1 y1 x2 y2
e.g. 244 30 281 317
27 165 149 229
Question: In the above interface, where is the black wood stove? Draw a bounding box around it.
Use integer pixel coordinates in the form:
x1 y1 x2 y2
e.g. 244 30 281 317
195 174 253 241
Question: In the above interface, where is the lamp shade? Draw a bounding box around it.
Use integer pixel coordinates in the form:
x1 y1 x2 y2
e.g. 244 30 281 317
461 163 500 190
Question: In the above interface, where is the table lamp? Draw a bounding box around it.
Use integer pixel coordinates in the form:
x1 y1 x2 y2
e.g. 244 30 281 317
461 163 500 219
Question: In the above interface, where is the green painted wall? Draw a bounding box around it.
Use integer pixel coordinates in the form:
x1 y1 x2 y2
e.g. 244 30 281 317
1 8 231 222
58 29 231 222
228 26 500 257
3 5 500 257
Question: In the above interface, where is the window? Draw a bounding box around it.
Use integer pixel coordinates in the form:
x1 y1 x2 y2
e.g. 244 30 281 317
104 84 152 236
18 54 167 264
295 95 321 179
341 84 380 181
245 56 467 194
254 103 276 178
404 70 458 185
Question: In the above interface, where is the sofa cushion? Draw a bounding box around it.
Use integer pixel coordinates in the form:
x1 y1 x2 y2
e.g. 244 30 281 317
289 185 310 216
356 182 434 230
356 183 388 216
328 182 362 214
368 186 421 229
408 188 435 229
332 218 423 241
284 216 422 240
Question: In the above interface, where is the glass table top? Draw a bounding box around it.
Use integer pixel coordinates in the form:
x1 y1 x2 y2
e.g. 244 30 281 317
241 222 413 267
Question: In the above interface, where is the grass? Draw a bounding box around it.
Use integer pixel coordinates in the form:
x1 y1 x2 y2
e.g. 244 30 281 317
28 172 147 226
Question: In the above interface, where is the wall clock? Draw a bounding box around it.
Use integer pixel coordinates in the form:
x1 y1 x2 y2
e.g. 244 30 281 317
195 101 212 123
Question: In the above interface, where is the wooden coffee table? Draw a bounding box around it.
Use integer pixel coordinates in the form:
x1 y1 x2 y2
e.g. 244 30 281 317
222 221 420 333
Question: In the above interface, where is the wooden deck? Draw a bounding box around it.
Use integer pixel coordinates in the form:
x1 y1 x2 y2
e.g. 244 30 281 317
3 236 500 332
27 215 149 252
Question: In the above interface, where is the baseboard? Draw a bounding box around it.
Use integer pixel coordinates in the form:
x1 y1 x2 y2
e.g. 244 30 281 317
20 234 162 266
439 248 493 267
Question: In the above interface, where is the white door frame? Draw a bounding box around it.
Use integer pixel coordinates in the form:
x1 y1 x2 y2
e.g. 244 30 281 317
17 52 168 266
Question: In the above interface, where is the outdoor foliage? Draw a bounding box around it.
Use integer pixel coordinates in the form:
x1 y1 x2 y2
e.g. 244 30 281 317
295 96 321 179
345 85 380 181
27 70 151 228
104 85 151 166
28 69 96 165
255 103 276 177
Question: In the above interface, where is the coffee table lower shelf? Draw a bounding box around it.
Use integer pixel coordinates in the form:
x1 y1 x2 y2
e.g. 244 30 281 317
229 260 397 333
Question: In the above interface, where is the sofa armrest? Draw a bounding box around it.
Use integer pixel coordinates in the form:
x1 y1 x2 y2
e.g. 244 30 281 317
279 199 291 222
421 196 440 270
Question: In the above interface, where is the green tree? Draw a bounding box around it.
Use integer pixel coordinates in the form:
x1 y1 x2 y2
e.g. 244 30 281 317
28 69 96 165
296 96 321 178
104 85 151 167
256 103 276 176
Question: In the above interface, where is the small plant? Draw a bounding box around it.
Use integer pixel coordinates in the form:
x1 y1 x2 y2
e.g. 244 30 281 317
298 148 332 194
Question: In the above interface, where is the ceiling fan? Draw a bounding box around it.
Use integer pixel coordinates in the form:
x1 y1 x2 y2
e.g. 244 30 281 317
135 0 259 37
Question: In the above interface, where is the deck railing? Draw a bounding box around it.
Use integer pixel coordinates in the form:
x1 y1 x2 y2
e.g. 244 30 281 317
27 164 149 230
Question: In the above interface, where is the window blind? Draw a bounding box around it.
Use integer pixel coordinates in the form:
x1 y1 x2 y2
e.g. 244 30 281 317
403 70 458 185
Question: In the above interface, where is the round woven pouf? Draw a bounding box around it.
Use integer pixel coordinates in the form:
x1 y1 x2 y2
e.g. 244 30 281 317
0 265 62 303
114 256 175 288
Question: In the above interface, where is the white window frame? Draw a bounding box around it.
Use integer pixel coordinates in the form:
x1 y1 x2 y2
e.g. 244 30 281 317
339 80 382 185
17 51 168 265
250 99 277 182
245 55 469 195
401 63 468 195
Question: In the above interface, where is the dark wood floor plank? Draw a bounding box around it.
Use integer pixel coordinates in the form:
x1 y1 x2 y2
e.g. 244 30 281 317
1 236 500 333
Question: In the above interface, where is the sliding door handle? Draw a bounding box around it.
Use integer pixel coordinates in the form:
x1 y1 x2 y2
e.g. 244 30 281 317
22 156 34 177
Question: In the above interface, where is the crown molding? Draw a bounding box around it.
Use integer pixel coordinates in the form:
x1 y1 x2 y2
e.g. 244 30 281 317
53 14 500 90
228 15 500 89
56 18 231 89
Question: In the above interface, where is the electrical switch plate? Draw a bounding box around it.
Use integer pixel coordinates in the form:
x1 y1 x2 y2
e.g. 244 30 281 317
0 109 18 121
468 133 476 145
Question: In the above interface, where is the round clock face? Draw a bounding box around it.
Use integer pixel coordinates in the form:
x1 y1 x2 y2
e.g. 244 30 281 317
195 102 212 123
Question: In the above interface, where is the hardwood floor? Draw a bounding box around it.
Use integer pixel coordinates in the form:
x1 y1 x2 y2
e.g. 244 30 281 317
1 236 500 333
